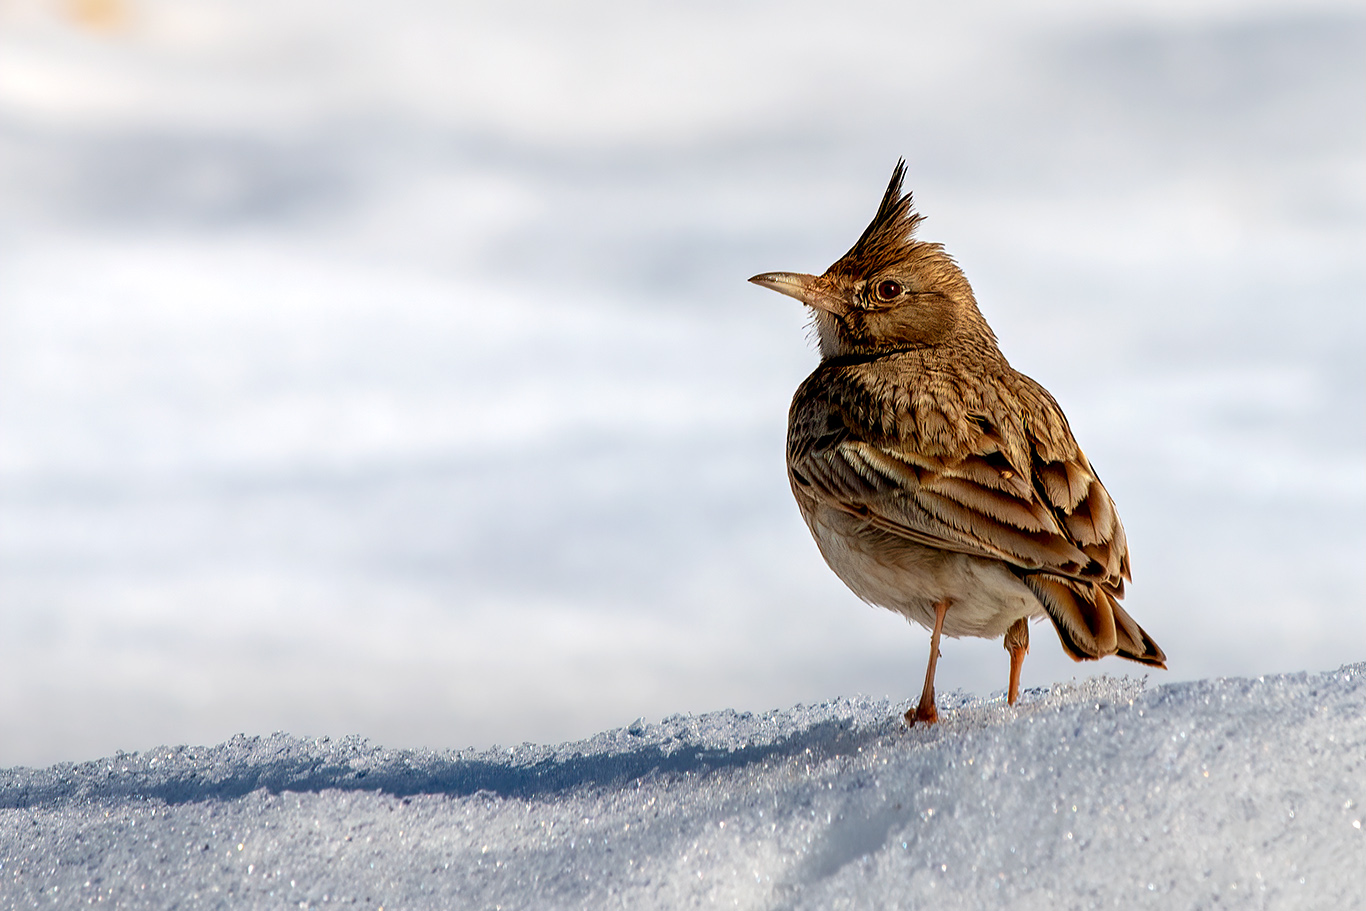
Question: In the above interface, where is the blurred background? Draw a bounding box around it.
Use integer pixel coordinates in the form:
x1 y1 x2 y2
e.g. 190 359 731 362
1 0 1363 768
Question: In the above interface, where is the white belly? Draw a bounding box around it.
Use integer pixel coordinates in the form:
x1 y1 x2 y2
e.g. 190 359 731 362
804 503 1044 639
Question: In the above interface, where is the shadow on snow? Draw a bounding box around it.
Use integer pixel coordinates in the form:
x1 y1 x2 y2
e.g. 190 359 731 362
0 710 914 810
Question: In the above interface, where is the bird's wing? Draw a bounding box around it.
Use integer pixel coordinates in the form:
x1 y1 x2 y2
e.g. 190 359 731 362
788 382 1129 589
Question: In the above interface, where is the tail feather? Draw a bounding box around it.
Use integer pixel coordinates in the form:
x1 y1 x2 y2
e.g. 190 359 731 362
1025 573 1164 668
1025 573 1116 659
1111 600 1167 667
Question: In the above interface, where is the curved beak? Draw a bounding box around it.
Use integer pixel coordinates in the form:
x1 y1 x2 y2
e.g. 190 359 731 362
748 272 844 315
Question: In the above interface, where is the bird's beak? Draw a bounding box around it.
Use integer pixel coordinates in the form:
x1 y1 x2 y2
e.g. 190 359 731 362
748 272 844 315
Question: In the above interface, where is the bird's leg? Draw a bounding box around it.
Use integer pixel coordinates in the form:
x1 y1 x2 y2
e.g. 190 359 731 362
906 599 951 726
1004 617 1029 706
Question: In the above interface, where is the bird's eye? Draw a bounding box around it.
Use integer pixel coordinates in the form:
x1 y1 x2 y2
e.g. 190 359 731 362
874 280 903 301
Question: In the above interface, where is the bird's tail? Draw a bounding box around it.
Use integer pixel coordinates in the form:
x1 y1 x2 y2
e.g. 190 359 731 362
1024 573 1166 668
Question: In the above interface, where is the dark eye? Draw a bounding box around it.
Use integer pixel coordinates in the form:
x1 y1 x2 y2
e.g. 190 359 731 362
874 280 903 302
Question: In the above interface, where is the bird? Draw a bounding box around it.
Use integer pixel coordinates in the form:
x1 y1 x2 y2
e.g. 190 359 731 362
749 161 1165 726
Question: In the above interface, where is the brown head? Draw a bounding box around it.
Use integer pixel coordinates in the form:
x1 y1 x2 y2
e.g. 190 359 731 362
750 161 997 360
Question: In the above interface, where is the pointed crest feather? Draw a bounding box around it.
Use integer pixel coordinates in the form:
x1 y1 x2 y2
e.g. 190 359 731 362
830 159 926 278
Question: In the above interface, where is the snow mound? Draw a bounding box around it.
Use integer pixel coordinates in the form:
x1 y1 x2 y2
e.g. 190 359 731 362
3 665 1365 908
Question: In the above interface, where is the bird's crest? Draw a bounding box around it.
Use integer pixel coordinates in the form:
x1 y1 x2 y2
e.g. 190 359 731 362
828 159 925 279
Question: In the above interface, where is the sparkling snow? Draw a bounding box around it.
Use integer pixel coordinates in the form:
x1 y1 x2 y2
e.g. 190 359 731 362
4 665 1365 908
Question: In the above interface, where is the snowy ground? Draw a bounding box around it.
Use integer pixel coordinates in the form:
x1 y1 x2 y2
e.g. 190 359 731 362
1 0 1364 769
3 663 1364 909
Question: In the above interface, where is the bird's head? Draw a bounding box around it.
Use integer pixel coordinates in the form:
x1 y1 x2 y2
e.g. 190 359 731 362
750 160 994 360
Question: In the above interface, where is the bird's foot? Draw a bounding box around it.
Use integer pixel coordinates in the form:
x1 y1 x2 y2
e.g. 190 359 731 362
904 697 938 727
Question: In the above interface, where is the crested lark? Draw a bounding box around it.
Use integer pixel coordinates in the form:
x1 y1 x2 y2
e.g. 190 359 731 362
750 161 1165 725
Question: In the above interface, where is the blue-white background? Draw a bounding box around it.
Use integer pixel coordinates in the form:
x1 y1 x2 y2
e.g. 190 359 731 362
1 0 1362 767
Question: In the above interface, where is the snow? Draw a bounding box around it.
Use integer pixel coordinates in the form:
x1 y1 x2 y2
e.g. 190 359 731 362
4 664 1364 908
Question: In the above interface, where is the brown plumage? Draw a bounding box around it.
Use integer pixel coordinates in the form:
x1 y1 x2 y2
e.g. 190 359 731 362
750 161 1165 725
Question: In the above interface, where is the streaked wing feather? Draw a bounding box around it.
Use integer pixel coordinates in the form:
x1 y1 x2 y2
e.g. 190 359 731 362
791 437 1101 578
1037 460 1090 511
